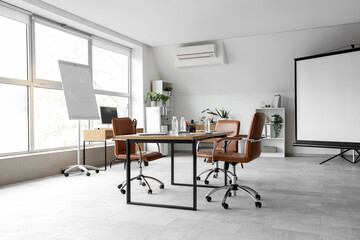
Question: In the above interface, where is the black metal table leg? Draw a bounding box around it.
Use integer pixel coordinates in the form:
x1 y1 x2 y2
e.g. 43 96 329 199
171 143 174 185
83 141 86 165
192 140 197 210
104 141 107 171
224 141 228 186
126 139 131 204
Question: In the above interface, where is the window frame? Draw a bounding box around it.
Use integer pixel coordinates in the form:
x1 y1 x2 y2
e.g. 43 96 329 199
0 4 131 156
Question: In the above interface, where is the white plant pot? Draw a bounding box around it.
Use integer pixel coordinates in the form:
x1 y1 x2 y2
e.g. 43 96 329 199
150 101 156 107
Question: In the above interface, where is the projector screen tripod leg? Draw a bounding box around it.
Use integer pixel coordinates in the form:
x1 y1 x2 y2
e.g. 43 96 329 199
319 149 351 165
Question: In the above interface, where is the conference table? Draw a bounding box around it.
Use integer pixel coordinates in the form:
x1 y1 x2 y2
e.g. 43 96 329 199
113 131 232 211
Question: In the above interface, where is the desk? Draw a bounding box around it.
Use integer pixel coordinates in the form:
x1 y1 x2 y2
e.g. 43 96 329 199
113 131 231 210
83 128 143 170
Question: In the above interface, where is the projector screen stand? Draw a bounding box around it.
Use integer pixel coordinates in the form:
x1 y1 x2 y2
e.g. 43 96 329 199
319 149 360 165
63 121 100 177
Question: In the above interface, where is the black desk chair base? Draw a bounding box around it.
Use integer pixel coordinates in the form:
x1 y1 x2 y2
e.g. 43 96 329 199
205 165 261 209
118 174 164 195
197 161 235 184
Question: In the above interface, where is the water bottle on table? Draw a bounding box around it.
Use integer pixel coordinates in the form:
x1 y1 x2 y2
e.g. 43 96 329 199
204 117 211 133
172 116 179 136
179 117 186 132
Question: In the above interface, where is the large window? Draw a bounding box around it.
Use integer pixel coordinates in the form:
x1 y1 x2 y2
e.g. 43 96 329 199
0 84 28 154
0 5 131 156
0 16 27 80
33 88 87 150
92 42 130 129
33 22 90 149
35 23 88 82
93 46 129 93
0 11 29 155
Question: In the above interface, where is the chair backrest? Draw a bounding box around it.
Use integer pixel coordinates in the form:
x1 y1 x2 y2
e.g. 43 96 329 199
245 113 266 161
215 120 240 152
112 117 136 155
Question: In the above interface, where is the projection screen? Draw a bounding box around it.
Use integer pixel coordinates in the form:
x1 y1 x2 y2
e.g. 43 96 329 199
295 48 360 149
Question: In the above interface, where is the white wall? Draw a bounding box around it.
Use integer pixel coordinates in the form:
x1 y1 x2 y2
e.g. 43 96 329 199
151 22 360 155
0 146 116 186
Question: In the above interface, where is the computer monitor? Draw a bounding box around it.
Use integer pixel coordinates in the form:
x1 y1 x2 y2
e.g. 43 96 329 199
100 106 118 124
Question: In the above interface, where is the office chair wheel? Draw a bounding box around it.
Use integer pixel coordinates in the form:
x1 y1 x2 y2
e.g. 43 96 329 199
120 189 126 194
61 170 65 174
196 176 201 181
222 203 229 209
81 169 85 172
204 180 209 185
86 172 91 176
228 192 232 197
95 170 99 173
206 196 212 202
147 190 152 194
255 194 261 200
142 182 146 186
255 202 262 208
117 184 123 189
159 184 164 189
64 173 69 177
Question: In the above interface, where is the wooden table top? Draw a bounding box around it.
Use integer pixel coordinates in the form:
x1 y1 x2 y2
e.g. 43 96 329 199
113 131 232 141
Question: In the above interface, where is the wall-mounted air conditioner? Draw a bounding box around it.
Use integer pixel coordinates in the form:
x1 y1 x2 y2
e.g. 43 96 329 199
176 44 216 60
175 41 226 68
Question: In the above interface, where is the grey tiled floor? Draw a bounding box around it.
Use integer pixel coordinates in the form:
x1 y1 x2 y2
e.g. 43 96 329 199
1 154 360 240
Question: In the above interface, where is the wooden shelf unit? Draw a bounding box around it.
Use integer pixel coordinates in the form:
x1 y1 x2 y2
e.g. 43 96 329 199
256 108 285 157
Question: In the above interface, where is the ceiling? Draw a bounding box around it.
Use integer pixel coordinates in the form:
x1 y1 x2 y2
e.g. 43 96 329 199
15 0 360 46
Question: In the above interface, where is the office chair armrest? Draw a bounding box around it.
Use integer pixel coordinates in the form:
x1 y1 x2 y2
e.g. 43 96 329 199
211 137 262 163
196 141 201 152
215 135 246 143
135 142 143 161
156 143 161 153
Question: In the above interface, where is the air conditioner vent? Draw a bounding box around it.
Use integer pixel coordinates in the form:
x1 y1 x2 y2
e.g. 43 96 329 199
176 44 216 60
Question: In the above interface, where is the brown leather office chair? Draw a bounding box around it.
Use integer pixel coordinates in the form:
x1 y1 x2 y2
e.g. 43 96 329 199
205 113 265 209
113 117 164 194
110 118 138 168
196 120 240 184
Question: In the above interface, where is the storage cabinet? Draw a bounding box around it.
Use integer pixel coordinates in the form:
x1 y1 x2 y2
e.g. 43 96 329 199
255 108 285 157
151 80 173 125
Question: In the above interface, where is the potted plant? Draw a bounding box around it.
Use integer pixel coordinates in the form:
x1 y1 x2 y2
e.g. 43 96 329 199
158 93 169 106
215 108 230 120
164 87 173 96
145 92 158 107
202 107 230 121
272 114 283 138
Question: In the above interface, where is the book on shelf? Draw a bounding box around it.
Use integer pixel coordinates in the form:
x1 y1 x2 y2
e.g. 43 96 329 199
266 125 272 138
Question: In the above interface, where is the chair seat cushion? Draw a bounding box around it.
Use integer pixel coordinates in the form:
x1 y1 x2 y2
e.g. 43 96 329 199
197 149 222 163
115 151 163 162
214 152 251 163
197 149 222 158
